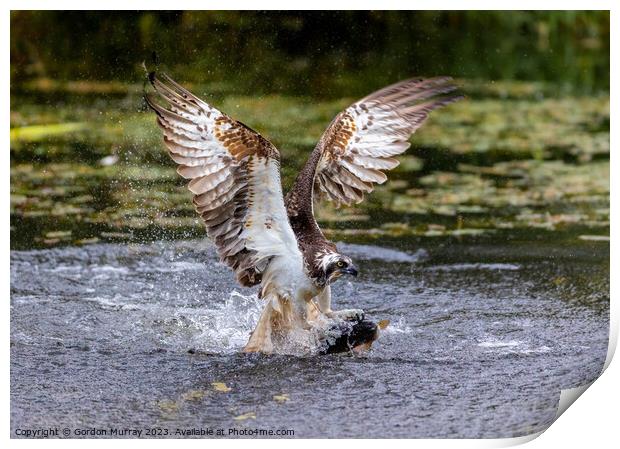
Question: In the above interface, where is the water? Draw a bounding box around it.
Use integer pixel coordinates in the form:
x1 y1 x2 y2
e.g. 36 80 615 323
10 234 608 438
10 11 609 438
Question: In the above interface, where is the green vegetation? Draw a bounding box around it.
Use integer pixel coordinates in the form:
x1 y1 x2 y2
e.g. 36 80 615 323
10 12 609 249
11 11 609 95
10 80 609 249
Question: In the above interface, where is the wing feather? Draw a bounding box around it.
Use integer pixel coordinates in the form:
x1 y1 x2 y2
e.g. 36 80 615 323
145 73 302 287
293 77 463 207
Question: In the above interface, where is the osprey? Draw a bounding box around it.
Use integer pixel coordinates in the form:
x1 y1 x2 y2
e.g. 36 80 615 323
145 73 461 353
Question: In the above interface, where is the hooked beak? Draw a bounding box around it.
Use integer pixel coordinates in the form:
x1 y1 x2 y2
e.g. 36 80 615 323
342 265 358 277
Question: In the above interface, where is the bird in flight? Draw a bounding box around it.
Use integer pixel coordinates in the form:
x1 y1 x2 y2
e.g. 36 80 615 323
145 73 461 353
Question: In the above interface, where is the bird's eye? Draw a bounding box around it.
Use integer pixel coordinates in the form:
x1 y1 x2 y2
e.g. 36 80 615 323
336 261 345 268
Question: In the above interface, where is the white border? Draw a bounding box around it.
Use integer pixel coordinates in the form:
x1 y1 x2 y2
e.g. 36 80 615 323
4 3 616 448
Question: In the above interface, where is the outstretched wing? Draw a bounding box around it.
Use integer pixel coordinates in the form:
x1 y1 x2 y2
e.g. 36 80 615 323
300 77 462 208
145 73 302 287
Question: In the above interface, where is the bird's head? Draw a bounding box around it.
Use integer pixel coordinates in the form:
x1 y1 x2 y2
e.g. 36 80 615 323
316 252 358 284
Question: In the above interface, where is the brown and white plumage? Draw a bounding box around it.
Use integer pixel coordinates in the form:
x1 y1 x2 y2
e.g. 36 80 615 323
287 76 463 211
145 73 301 288
146 73 322 353
146 72 461 353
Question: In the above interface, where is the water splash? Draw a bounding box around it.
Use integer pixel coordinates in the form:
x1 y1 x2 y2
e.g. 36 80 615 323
153 290 263 354
151 290 343 356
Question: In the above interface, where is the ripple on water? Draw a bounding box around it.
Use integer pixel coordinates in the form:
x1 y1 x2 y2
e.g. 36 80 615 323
10 238 609 438
427 263 521 271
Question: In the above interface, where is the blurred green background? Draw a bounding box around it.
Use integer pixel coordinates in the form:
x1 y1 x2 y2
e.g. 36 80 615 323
11 11 610 95
10 11 610 249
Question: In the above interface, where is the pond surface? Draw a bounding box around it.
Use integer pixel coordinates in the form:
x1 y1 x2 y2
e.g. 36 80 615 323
10 78 610 437
10 81 610 250
10 232 608 438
